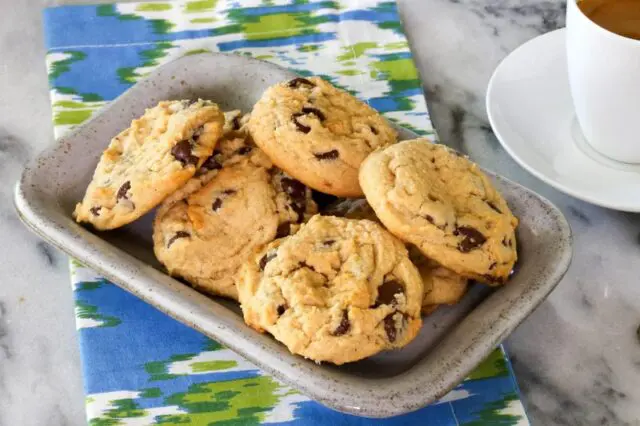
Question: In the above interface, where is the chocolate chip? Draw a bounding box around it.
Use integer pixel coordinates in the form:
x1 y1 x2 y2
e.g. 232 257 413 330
301 107 326 121
276 222 291 238
89 206 101 216
167 231 190 248
199 156 222 173
486 201 502 213
292 113 311 133
235 146 252 156
489 262 497 270
427 194 439 202
291 202 306 223
384 314 398 342
191 125 204 141
375 280 404 307
276 304 288 316
292 106 326 133
323 239 335 246
430 158 435 164
259 252 277 270
212 191 233 211
314 150 339 160
456 226 487 252
501 237 508 247
424 215 434 224
116 181 131 201
171 140 198 166
287 77 315 88
281 177 306 201
311 191 338 208
281 177 307 222
232 116 241 130
332 310 350 336
370 125 378 135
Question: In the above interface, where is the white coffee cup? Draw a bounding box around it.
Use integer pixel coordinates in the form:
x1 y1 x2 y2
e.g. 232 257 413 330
566 0 640 163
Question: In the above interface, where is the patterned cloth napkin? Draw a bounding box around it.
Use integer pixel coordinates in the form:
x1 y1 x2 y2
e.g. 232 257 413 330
43 1 530 424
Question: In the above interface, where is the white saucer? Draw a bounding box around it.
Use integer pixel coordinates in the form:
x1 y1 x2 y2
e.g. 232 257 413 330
487 28 640 212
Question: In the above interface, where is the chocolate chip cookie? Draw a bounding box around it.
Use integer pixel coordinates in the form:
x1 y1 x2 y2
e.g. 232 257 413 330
74 99 225 230
237 215 423 365
248 76 397 197
359 139 518 285
159 110 250 208
153 127 317 300
322 198 469 313
408 246 469 314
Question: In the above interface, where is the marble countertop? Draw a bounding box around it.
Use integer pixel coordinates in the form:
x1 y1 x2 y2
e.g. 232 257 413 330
1 0 638 424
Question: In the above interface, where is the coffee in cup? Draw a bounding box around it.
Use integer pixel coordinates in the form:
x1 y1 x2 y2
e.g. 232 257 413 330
577 0 640 40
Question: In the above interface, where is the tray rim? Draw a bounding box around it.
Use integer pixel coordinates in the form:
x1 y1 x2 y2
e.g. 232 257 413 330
14 52 573 418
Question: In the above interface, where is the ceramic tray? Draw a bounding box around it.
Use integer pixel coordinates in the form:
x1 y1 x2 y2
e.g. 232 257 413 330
14 53 572 418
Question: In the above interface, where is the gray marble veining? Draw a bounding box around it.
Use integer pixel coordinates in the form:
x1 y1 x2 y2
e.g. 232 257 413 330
0 0 638 424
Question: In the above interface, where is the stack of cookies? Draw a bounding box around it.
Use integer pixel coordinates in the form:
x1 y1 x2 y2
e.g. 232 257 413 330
74 77 518 365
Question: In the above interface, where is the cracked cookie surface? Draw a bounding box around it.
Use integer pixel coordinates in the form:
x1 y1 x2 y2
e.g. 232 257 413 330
359 139 518 284
74 99 225 230
237 215 423 365
248 76 397 197
153 120 317 300
323 198 469 314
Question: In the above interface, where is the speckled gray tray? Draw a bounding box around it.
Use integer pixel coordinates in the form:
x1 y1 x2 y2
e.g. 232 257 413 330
14 53 572 418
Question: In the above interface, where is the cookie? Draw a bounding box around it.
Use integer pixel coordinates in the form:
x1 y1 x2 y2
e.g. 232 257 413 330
409 247 468 314
248 76 397 197
159 110 250 208
221 109 249 135
153 127 317 300
322 198 469 312
74 99 225 230
237 215 423 365
359 139 518 285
